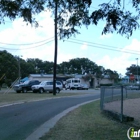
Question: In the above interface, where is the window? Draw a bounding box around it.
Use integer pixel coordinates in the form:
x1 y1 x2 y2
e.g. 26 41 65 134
56 81 62 85
47 82 53 85
73 80 80 83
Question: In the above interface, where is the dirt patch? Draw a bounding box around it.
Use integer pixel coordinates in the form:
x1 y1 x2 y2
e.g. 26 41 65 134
105 98 140 123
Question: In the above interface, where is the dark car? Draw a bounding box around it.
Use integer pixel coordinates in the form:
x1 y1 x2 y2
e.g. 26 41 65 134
13 80 40 93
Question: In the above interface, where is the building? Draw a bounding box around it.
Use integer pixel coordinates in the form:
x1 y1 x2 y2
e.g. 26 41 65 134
28 74 114 88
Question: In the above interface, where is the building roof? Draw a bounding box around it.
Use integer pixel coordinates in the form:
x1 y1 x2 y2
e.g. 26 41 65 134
29 74 53 78
29 74 72 78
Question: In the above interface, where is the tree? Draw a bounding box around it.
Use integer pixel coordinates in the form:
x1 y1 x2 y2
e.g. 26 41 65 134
58 58 98 74
95 66 104 79
90 1 140 38
0 0 139 38
104 69 120 82
0 0 139 92
0 51 18 87
0 0 45 26
126 64 140 77
48 0 140 38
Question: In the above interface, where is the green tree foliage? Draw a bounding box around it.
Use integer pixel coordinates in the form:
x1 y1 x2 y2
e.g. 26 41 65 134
26 58 54 74
0 0 45 26
0 0 139 38
90 1 140 38
58 58 98 74
95 66 104 79
126 64 140 76
0 50 120 86
0 50 18 87
47 0 140 38
105 69 120 82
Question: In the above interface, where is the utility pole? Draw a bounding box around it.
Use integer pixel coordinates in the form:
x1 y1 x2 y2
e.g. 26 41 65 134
18 57 21 84
136 58 139 82
53 0 58 95
18 56 22 84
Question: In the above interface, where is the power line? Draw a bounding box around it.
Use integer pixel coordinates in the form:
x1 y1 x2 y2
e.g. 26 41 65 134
0 39 54 50
70 38 140 54
65 39 140 55
0 37 54 46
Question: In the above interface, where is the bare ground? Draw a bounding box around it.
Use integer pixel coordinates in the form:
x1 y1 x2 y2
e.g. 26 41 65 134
105 98 140 124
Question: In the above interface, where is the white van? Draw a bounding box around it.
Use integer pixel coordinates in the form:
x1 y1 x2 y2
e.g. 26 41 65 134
65 78 81 90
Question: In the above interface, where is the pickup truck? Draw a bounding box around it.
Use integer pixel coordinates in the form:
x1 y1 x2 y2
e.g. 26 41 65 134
13 80 40 93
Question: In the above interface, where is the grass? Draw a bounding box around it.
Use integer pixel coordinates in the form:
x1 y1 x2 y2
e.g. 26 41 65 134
40 100 134 140
0 88 93 105
0 88 138 139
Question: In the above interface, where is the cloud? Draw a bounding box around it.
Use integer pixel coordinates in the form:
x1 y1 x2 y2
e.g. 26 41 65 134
0 10 54 42
1 9 140 77
121 39 140 56
21 42 54 61
0 10 55 59
96 39 140 76
80 43 88 50
57 53 74 64
0 28 17 44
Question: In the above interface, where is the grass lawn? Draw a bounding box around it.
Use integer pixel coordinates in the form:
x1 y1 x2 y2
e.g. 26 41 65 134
40 101 134 140
0 88 93 105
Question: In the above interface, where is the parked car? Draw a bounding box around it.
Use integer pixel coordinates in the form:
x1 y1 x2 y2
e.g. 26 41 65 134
126 85 140 90
13 80 40 93
31 81 63 93
76 84 89 90
80 84 89 90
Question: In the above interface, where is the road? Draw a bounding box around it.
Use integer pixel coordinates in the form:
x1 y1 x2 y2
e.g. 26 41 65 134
0 89 100 140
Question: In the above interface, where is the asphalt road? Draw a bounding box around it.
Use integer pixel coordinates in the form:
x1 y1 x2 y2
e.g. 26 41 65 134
0 90 100 140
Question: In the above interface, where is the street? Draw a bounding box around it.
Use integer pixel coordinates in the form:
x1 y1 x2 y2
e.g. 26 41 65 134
0 89 100 140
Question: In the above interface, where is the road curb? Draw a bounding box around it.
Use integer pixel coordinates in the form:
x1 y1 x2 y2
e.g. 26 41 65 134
25 98 99 140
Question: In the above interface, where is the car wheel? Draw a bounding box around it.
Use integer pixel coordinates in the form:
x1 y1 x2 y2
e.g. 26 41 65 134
39 88 44 93
22 88 27 93
56 88 60 93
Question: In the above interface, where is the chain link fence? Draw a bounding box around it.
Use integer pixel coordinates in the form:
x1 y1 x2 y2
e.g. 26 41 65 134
100 85 140 122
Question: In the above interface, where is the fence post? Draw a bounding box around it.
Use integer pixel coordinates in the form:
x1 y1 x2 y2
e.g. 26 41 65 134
100 86 105 110
120 86 124 122
125 86 127 98
112 86 114 101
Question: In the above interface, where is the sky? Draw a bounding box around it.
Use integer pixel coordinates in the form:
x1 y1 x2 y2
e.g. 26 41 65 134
0 1 140 77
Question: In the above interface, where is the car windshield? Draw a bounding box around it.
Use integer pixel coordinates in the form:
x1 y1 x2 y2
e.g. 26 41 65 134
72 80 80 83
23 80 30 84
40 81 46 85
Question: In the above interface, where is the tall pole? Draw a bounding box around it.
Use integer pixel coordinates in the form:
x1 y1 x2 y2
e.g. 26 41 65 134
18 56 22 84
18 57 20 84
136 58 138 82
53 0 58 95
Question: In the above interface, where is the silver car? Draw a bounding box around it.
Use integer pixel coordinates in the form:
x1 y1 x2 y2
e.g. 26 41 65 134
32 81 63 93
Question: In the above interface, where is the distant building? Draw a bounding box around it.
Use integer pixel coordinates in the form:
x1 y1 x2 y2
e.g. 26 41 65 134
28 74 114 88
